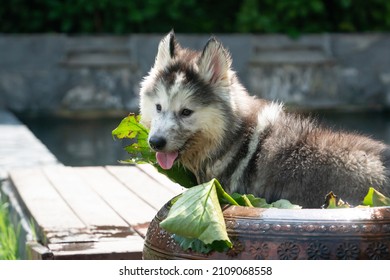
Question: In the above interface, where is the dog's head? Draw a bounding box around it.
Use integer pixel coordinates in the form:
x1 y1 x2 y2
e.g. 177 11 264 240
139 31 235 170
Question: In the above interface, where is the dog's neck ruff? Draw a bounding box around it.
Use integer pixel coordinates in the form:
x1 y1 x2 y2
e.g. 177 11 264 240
194 102 283 188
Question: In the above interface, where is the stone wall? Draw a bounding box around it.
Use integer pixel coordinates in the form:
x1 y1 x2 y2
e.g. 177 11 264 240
248 34 390 110
0 33 389 117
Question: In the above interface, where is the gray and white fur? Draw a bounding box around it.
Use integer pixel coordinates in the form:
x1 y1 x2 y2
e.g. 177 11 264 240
139 32 390 208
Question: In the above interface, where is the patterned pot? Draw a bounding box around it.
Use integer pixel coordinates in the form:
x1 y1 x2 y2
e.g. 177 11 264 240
143 201 390 260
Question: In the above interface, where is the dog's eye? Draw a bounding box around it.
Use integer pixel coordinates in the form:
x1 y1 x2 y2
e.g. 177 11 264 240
181 108 193 117
156 104 162 112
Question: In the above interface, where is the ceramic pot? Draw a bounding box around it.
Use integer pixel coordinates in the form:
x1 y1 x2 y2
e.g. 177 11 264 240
143 201 390 260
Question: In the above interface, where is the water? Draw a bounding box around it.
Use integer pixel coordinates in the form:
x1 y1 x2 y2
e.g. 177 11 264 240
19 112 390 166
315 111 390 144
19 116 132 166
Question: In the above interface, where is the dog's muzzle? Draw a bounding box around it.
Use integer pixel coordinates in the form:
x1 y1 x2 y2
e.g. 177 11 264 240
149 136 167 151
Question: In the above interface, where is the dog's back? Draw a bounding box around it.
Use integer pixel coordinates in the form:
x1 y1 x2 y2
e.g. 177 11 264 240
245 109 390 207
201 95 390 207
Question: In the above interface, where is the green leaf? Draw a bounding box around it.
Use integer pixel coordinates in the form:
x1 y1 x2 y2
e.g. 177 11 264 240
363 187 390 207
155 163 198 189
112 114 156 164
124 143 156 164
240 194 254 207
173 235 230 254
271 199 302 209
173 235 214 254
160 179 232 249
214 181 240 206
230 193 272 208
245 194 269 207
228 193 301 209
112 114 147 140
322 192 351 209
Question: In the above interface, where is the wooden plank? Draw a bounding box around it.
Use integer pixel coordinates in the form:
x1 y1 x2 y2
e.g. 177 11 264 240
44 225 136 243
47 236 144 260
42 166 128 227
106 166 182 210
26 241 54 260
8 168 85 230
137 164 185 193
74 166 157 225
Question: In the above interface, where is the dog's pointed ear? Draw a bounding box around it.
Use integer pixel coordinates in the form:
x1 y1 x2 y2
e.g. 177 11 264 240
198 37 232 86
154 31 179 69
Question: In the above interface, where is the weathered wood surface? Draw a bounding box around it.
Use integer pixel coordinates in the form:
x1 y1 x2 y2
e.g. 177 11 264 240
0 109 59 180
8 165 184 260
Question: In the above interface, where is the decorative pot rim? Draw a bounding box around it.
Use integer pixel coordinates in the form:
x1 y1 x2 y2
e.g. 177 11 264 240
221 205 390 222
144 200 390 260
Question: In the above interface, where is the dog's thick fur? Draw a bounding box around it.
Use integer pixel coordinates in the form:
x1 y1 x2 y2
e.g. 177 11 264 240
139 32 390 208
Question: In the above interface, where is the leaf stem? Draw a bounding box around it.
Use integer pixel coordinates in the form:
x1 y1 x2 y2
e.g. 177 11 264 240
241 195 254 207
213 179 240 206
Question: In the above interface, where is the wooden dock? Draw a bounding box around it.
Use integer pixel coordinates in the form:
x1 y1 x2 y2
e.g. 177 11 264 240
7 164 184 260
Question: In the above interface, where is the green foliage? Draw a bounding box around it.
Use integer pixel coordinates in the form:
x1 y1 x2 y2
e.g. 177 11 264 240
173 234 234 254
160 179 232 251
112 114 153 162
323 188 390 208
112 114 197 188
236 0 390 36
161 178 302 253
227 193 301 208
363 187 390 207
322 191 351 208
0 198 20 260
1 0 390 34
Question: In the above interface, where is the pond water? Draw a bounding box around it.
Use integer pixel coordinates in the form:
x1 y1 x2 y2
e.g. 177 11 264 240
316 111 390 144
19 116 131 166
19 111 390 166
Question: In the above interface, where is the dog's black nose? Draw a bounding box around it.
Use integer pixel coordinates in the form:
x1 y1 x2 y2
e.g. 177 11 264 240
149 136 167 151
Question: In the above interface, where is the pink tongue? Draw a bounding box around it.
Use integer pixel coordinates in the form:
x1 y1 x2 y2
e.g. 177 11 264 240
156 151 179 170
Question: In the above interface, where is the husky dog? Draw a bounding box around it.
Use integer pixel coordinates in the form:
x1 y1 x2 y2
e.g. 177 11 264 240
139 31 390 208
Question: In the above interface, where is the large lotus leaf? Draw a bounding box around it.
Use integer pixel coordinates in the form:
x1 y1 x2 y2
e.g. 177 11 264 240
160 179 232 248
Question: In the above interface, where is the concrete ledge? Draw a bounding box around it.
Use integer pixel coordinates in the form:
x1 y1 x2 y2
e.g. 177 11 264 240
1 34 390 116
